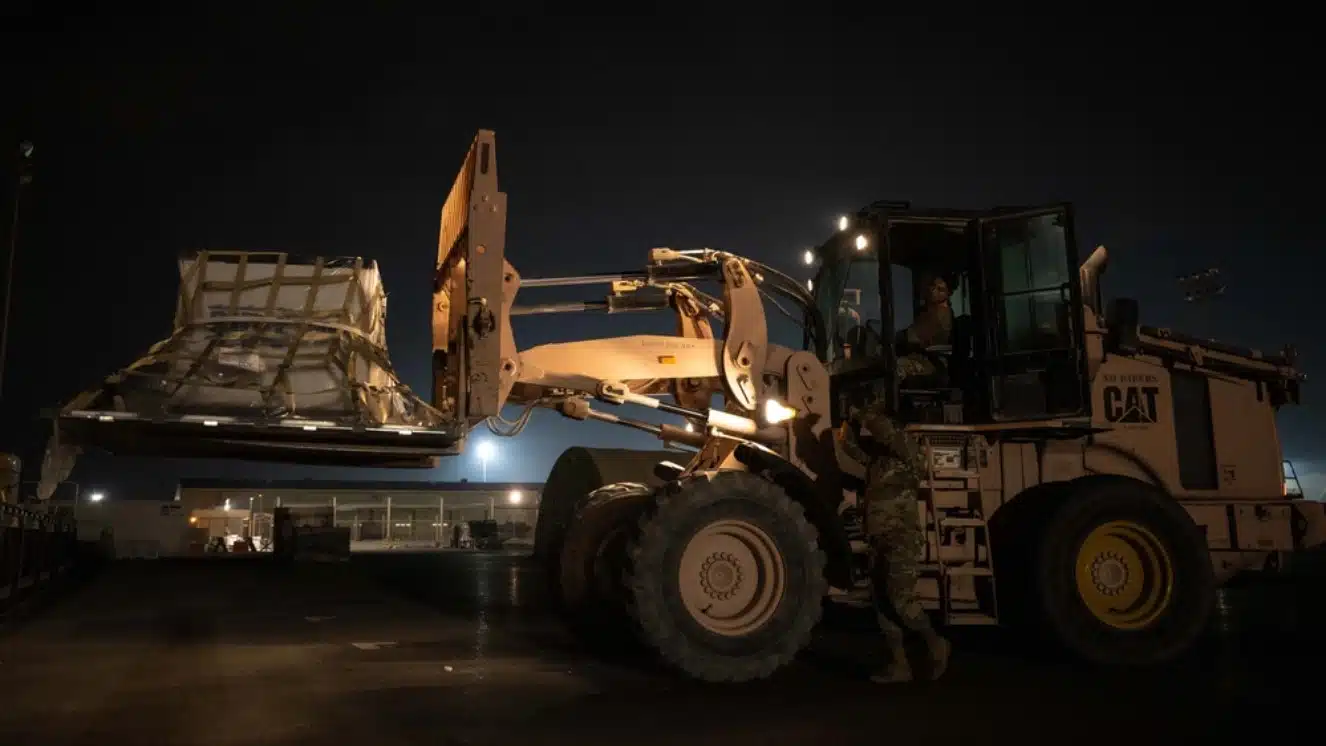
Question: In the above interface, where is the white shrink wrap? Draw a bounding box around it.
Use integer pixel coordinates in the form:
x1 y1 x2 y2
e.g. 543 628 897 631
41 251 459 497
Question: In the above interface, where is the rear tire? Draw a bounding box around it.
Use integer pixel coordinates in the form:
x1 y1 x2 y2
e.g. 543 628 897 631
1035 477 1215 666
626 471 826 682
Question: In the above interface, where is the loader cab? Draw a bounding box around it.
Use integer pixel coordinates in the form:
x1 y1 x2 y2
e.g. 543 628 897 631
808 202 1090 427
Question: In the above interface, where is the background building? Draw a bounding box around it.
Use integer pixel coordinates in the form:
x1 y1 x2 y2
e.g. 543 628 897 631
177 479 543 548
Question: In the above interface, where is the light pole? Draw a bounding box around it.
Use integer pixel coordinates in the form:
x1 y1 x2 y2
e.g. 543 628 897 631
475 439 495 482
0 141 34 403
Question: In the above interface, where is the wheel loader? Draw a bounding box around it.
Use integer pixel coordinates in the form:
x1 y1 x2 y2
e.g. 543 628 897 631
49 130 1325 683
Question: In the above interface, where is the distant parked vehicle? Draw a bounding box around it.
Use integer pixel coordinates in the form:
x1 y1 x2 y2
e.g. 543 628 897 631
468 520 503 550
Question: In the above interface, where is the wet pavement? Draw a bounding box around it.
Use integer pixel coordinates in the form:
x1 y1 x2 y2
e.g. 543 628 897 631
0 550 1318 745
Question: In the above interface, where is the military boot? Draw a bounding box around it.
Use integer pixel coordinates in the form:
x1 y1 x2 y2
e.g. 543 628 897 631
869 640 913 684
926 636 952 680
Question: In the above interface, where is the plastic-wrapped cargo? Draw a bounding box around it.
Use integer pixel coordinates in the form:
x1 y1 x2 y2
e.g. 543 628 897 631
113 251 438 423
43 251 462 497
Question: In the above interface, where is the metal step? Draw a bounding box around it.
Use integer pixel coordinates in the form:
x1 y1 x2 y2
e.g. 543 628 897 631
919 563 993 576
943 565 993 577
947 612 999 626
930 469 980 478
920 480 978 490
919 563 992 577
938 517 987 528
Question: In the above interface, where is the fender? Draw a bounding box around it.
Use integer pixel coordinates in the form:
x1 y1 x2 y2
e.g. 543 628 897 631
1084 442 1169 493
582 481 654 510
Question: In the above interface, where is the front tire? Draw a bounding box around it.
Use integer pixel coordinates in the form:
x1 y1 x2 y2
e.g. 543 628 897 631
626 471 826 682
557 485 653 646
1035 477 1216 666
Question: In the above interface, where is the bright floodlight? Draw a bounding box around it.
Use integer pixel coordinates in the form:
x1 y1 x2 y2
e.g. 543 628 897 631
837 215 849 231
88 491 105 503
854 234 869 251
508 490 523 505
475 440 496 462
806 278 814 291
802 249 815 266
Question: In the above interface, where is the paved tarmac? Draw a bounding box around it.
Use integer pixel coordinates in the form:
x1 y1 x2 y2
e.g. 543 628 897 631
0 550 1318 745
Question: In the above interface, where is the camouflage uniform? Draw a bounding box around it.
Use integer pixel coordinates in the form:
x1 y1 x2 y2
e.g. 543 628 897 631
841 399 952 683
896 272 955 383
896 353 937 381
896 301 953 382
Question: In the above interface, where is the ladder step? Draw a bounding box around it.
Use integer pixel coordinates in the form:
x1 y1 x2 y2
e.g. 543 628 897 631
919 563 993 577
944 566 993 577
930 469 980 478
947 612 999 626
939 517 987 528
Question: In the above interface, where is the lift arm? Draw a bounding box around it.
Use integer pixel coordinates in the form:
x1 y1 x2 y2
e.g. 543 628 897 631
431 132 824 448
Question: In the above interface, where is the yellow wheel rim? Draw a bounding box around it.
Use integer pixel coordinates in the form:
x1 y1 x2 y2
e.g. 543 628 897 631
1074 520 1174 630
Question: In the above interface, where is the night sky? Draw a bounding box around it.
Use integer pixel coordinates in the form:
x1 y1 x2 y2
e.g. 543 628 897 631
2 12 1322 499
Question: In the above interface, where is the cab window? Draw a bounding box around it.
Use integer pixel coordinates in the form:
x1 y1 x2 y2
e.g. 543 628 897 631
988 212 1074 354
813 257 885 363
835 260 885 359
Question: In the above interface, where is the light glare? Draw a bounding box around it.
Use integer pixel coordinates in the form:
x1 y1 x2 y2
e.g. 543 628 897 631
763 399 798 424
475 440 496 462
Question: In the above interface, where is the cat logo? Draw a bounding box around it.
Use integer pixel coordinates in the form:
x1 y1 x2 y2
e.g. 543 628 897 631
1102 385 1160 424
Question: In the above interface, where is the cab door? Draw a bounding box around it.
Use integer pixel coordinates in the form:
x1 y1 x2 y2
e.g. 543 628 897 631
976 205 1090 421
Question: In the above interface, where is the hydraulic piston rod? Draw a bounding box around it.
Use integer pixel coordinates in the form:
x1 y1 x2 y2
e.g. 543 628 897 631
511 292 672 317
520 272 644 289
577 406 706 449
520 262 720 290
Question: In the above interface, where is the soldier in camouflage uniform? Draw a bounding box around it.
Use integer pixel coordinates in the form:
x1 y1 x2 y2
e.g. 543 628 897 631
896 273 955 382
841 398 952 683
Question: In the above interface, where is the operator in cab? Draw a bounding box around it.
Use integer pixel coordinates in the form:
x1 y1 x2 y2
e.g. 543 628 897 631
840 393 952 683
896 272 954 381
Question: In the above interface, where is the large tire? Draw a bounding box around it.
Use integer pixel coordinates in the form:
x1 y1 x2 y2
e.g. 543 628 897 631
626 471 827 682
557 484 654 647
1035 477 1216 666
537 448 672 610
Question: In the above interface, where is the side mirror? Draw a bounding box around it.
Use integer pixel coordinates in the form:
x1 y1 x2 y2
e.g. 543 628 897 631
1106 298 1140 354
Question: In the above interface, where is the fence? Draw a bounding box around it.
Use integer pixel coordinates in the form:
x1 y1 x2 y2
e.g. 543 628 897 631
0 502 90 612
344 508 538 545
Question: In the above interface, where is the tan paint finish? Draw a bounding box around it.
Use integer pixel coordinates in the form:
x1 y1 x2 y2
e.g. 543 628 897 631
1086 354 1177 487
1206 374 1283 498
1082 351 1283 500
